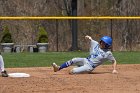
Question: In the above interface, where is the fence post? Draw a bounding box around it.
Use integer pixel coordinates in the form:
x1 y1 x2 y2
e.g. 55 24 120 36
110 19 113 51
56 19 59 52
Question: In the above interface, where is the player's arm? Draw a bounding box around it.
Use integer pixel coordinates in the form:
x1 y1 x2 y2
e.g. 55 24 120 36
112 60 118 74
85 35 99 49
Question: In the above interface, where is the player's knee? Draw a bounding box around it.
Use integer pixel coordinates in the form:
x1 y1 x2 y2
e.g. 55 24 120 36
69 68 78 74
70 67 93 74
69 68 85 74
69 69 75 75
71 58 77 61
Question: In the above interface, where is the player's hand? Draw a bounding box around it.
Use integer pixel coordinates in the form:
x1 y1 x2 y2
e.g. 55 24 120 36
85 35 92 40
112 69 118 74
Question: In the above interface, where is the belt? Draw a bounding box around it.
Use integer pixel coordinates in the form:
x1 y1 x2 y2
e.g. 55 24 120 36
86 58 95 68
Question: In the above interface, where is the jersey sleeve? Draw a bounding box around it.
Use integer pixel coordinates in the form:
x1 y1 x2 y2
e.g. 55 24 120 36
107 52 116 62
90 40 99 48
90 40 99 54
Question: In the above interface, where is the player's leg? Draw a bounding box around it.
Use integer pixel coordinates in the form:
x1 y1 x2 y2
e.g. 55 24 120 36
0 55 8 77
0 55 4 72
69 58 94 74
52 57 85 72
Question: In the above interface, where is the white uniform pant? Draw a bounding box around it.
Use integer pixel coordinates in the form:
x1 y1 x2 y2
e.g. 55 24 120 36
71 58 94 74
0 55 4 72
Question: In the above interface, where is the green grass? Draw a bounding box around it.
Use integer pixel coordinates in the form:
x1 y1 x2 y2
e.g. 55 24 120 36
1 51 140 68
113 51 140 64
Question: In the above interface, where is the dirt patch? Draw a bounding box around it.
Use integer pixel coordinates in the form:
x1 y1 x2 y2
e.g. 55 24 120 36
0 64 140 93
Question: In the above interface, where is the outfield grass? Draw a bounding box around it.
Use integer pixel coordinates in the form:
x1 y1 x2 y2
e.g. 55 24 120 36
113 51 140 64
1 51 140 68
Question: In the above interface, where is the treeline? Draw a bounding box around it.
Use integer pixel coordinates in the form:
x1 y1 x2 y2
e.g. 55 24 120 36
0 0 139 51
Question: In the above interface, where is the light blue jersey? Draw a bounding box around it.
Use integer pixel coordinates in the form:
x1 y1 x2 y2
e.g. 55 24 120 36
88 40 115 67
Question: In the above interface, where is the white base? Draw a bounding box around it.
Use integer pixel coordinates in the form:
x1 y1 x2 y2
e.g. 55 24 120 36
8 73 30 78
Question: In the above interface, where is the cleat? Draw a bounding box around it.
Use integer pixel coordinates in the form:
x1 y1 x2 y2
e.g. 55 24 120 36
52 63 60 72
1 70 8 77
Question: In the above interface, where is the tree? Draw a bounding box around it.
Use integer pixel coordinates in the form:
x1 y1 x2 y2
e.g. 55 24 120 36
1 26 13 43
37 26 48 43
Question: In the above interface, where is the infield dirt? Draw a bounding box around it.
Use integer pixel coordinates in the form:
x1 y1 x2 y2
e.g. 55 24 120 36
0 64 140 93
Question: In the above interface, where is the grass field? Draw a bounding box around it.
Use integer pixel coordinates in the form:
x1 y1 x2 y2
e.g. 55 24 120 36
2 51 140 68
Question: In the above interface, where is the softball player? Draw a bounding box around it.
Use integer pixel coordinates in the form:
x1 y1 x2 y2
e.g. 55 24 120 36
52 35 118 74
0 54 8 77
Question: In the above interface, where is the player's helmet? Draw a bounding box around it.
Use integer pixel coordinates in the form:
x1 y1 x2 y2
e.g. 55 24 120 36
100 36 112 48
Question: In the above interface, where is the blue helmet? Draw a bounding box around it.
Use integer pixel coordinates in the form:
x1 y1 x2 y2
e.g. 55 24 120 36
100 36 112 46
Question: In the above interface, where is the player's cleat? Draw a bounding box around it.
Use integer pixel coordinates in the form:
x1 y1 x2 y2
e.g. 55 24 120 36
52 63 60 72
1 70 8 77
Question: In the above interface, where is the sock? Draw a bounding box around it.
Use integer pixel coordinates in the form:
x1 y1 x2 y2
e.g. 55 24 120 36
59 60 73 70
